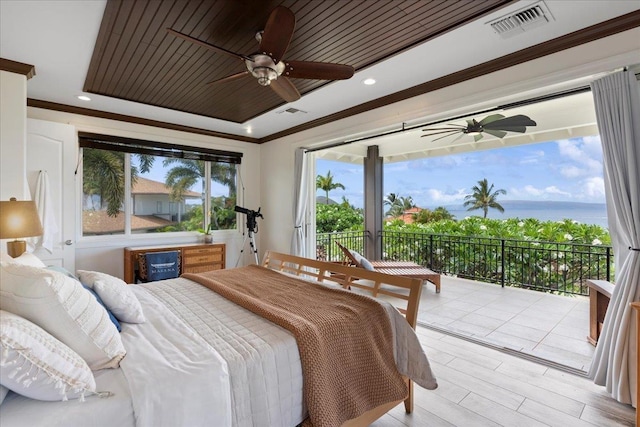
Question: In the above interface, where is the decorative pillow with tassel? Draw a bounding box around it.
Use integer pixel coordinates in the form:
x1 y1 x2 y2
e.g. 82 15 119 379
0 310 96 401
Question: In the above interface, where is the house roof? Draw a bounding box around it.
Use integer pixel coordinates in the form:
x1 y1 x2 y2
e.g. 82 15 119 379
132 177 200 199
82 211 176 235
391 207 423 224
1 0 638 146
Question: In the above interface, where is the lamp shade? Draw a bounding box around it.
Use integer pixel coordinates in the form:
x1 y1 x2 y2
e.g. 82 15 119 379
0 197 43 239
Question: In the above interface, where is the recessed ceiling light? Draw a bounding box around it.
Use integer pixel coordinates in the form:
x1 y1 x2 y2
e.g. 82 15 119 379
77 95 91 101
246 127 252 134
362 78 376 85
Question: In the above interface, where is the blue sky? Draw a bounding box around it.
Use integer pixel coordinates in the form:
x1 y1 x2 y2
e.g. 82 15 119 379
316 136 605 209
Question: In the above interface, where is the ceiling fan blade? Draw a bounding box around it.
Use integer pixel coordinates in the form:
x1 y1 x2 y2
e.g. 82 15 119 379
270 76 300 102
283 61 354 80
478 114 505 126
483 129 508 139
473 133 484 142
207 71 249 85
421 129 463 138
491 126 527 133
260 6 295 63
166 28 250 61
450 132 466 143
427 131 461 141
483 115 537 130
422 127 465 132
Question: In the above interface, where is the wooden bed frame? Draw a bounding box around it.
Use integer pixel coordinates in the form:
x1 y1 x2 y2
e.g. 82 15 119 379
261 250 424 427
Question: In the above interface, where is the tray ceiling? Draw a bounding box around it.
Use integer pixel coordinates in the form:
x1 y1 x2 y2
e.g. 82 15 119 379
84 0 513 124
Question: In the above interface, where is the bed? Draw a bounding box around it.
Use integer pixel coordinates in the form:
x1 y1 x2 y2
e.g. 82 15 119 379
0 250 437 427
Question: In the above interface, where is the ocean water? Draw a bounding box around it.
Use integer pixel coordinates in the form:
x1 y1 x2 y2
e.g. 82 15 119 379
443 200 609 228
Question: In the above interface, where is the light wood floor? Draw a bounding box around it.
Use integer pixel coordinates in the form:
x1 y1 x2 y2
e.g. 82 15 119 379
372 326 635 427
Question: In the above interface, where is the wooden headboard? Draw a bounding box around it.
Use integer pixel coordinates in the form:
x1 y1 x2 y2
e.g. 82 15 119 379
262 250 423 329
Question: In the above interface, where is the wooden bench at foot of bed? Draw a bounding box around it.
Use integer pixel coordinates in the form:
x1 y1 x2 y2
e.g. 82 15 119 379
261 251 424 423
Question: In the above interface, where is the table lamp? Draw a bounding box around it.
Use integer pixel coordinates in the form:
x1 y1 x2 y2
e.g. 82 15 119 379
0 197 44 258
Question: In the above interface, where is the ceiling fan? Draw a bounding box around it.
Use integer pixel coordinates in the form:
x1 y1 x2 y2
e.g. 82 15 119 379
166 6 355 103
421 114 537 142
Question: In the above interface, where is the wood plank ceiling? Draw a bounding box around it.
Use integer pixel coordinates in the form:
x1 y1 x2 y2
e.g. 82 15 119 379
84 0 514 124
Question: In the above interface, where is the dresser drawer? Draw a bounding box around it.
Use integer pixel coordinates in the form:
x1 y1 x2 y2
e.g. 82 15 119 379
183 246 223 256
183 246 224 266
183 253 223 266
184 264 224 274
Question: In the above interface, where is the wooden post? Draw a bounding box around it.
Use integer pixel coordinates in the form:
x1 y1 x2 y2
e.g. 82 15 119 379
630 302 640 426
586 279 614 345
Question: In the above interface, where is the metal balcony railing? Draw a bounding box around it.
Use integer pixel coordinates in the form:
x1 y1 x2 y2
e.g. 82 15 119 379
316 230 612 296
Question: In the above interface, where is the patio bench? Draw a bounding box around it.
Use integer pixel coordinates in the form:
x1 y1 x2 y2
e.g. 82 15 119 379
336 242 441 293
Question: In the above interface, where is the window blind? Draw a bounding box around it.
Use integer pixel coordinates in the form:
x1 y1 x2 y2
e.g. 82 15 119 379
78 132 242 164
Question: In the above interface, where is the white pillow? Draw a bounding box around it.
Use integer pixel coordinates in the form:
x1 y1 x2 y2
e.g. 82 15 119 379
6 252 46 268
359 257 375 271
0 263 126 370
0 310 96 401
0 251 13 265
77 271 146 324
348 249 375 270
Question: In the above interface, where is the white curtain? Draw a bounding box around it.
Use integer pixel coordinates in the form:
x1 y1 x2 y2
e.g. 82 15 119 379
589 70 640 406
290 148 309 257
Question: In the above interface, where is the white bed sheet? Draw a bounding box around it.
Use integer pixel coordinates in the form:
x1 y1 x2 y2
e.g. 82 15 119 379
0 365 134 427
0 273 436 427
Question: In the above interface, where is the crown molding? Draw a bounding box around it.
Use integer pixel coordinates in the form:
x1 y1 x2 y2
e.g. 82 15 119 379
0 58 35 80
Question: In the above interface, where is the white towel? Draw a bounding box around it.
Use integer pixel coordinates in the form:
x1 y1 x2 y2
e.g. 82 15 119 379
31 170 59 253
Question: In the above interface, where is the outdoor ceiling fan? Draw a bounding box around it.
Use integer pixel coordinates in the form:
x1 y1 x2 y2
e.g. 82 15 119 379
421 114 537 142
166 6 355 103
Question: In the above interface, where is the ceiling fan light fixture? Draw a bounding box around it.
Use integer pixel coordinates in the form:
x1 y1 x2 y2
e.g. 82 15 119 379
245 54 285 86
252 67 278 86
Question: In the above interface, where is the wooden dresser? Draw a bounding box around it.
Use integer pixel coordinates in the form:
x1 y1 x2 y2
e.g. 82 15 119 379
123 243 225 283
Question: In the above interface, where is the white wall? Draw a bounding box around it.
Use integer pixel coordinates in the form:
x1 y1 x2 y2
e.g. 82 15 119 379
21 108 261 277
0 70 28 199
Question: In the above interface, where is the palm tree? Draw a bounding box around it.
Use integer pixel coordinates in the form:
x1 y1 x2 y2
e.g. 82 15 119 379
384 193 415 217
384 193 400 209
316 171 345 204
463 178 507 218
163 158 204 201
163 158 237 230
400 196 415 211
82 149 154 216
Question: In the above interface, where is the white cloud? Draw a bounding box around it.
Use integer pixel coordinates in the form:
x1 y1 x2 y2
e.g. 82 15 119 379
544 186 571 196
555 138 602 176
509 184 571 199
426 188 467 204
560 165 584 178
582 176 605 198
519 150 545 165
523 185 544 196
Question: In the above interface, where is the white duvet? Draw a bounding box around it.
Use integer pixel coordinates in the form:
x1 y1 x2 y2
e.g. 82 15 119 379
0 275 436 427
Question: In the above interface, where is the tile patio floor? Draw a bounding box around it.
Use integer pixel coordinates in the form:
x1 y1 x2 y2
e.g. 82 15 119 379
416 276 594 373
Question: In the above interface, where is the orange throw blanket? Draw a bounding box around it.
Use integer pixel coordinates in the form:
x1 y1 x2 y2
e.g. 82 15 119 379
183 265 408 427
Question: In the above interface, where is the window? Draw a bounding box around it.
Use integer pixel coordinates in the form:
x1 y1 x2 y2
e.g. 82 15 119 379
80 133 241 237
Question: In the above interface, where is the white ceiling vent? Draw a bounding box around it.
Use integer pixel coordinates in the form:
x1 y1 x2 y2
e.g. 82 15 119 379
488 1 554 39
277 107 308 115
